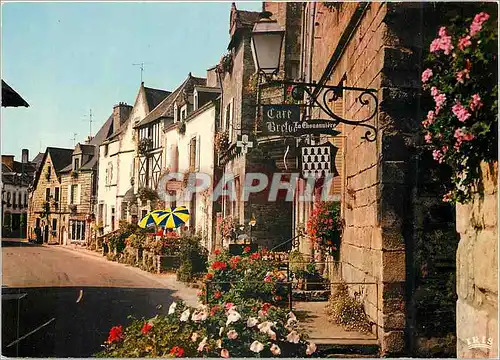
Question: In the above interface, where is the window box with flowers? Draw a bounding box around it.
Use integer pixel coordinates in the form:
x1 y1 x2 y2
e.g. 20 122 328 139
421 11 497 204
138 138 153 156
306 201 343 260
215 130 230 154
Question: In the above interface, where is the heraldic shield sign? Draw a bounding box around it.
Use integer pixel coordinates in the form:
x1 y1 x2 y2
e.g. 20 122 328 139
299 142 339 179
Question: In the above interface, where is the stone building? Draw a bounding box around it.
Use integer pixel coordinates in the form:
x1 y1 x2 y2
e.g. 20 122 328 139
97 83 170 233
288 1 466 356
216 3 302 250
27 147 73 244
1 150 37 238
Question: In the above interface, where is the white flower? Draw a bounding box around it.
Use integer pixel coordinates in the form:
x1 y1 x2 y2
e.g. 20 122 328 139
191 310 208 322
227 329 238 339
258 321 274 333
268 329 277 340
168 302 177 314
221 349 230 358
191 332 199 342
270 343 281 356
197 337 208 352
306 342 317 355
180 309 190 322
219 327 225 337
247 317 258 328
288 311 297 321
250 340 265 353
286 330 300 343
226 309 241 326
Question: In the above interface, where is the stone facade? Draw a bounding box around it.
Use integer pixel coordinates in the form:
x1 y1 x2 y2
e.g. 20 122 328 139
456 162 498 359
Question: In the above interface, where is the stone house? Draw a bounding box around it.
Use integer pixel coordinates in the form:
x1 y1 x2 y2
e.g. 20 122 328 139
1 150 37 238
216 3 302 250
27 147 73 244
133 73 206 219
97 83 170 233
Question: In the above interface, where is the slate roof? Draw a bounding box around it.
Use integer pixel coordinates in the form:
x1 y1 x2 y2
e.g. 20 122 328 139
31 152 44 170
144 86 171 112
31 147 73 189
2 80 29 107
135 74 206 128
90 114 113 146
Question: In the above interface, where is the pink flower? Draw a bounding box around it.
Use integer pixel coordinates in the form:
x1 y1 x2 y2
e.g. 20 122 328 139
442 191 453 202
470 94 483 111
442 145 449 154
454 128 475 149
430 87 439 97
456 69 470 84
430 38 441 52
221 349 230 358
439 35 454 55
422 110 436 128
227 330 238 340
432 149 444 163
421 68 433 83
458 35 472 50
438 26 448 37
424 133 432 144
470 12 490 36
434 93 447 113
452 103 471 122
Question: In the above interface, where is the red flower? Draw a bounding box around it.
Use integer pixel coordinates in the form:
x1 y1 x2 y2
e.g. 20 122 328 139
214 249 221 255
141 322 153 335
250 252 260 260
243 246 251 253
214 290 222 299
274 295 283 302
211 261 227 271
107 325 123 343
205 273 214 280
170 346 185 357
262 302 272 313
210 305 221 316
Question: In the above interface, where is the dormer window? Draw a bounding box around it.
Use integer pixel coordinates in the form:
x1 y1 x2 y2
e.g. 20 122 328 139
74 157 80 171
173 103 178 123
194 90 198 111
180 105 188 121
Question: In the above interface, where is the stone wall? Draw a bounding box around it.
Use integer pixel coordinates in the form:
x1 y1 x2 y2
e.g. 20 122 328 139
456 162 498 359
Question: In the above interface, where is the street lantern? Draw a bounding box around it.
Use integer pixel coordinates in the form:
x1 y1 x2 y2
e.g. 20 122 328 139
251 11 285 76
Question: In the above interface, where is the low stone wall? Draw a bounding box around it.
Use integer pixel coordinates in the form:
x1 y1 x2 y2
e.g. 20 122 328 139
456 162 498 358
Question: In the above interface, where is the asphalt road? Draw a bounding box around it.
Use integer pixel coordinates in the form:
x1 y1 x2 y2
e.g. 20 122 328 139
1 240 186 357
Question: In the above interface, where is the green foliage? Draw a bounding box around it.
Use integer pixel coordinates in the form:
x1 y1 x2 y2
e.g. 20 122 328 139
422 11 498 203
137 187 159 203
138 138 153 156
288 250 306 278
176 234 208 283
326 282 371 333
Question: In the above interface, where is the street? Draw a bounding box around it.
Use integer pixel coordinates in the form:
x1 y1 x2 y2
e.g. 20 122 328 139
2 240 193 357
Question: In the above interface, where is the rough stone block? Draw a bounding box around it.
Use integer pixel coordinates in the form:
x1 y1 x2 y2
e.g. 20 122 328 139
380 227 405 251
456 235 475 301
473 230 498 295
382 251 405 282
379 183 407 228
456 299 489 342
381 160 407 184
382 330 405 355
382 311 405 330
456 202 472 235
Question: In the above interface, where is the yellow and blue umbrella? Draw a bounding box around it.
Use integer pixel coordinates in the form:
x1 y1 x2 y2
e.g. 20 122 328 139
138 210 169 229
156 206 190 229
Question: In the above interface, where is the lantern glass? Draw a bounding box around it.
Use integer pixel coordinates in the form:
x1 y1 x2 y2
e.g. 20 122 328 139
251 20 284 75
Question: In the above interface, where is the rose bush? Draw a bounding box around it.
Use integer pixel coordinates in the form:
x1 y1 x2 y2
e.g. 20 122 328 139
199 249 290 307
97 301 316 358
306 202 343 257
421 11 497 203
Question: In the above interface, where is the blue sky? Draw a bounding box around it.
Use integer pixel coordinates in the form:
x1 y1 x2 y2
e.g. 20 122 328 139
1 1 262 160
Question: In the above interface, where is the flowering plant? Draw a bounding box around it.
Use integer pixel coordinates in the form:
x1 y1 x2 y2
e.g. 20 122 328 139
218 215 236 240
97 301 315 358
306 202 343 257
421 11 497 203
215 130 230 152
138 138 153 156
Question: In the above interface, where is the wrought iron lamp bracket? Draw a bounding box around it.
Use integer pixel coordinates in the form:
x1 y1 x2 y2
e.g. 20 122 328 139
263 79 379 142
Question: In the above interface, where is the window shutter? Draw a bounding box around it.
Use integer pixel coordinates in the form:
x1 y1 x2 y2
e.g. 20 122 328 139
76 185 81 205
228 100 233 142
67 185 71 205
196 135 201 171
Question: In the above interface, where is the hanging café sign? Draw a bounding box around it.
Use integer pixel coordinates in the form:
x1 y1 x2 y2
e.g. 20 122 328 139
261 104 340 137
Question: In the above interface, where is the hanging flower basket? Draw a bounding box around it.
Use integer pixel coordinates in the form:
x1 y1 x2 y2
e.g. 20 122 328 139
138 138 153 156
421 11 497 204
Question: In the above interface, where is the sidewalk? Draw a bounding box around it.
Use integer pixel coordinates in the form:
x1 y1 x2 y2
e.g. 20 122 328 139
54 244 199 307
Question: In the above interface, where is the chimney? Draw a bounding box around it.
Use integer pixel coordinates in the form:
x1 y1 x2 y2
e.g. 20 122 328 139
22 149 29 164
113 102 133 133
2 155 14 169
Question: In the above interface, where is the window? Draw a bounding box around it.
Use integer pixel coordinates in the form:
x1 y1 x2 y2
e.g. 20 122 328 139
18 193 22 208
194 90 198 111
6 192 11 206
74 157 80 171
98 203 104 224
46 188 51 201
23 192 27 207
104 144 109 156
224 99 234 141
70 184 78 204
54 187 60 202
47 166 51 180
111 206 115 231
180 106 187 121
70 220 85 241
189 137 197 171
52 218 57 234
13 192 17 208
121 201 128 220
173 103 178 123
